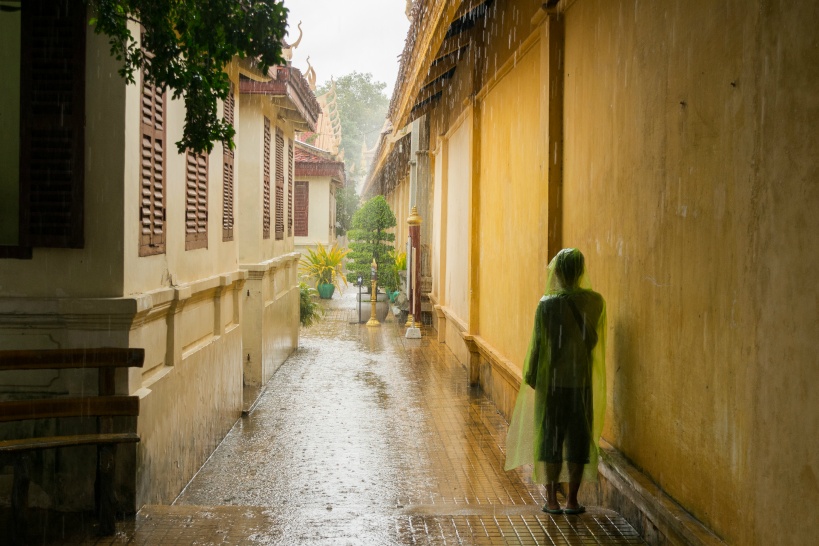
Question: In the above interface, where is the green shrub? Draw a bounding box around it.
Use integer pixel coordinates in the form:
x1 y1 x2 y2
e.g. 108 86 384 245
347 196 397 290
299 281 324 327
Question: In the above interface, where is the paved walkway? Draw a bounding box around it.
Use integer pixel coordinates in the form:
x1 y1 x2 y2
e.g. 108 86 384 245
55 290 645 545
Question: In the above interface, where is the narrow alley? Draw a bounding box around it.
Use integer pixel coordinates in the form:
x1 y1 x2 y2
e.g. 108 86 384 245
51 291 644 545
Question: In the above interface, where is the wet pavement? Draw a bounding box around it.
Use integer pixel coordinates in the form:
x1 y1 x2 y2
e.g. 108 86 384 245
44 290 645 545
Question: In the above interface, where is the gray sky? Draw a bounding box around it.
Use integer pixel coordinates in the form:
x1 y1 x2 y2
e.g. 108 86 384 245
284 0 410 94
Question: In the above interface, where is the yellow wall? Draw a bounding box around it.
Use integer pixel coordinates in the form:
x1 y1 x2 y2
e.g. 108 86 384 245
0 27 126 297
0 11 20 245
123 60 242 295
443 115 472 325
477 43 546 368
384 174 411 262
414 0 819 543
561 0 819 543
236 95 297 267
430 143 443 300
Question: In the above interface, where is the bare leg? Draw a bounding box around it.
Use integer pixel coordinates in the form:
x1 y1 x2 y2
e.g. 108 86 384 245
566 463 584 509
544 463 562 511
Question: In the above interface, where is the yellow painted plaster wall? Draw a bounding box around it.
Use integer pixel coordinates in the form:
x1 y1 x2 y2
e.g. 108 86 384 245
477 43 546 368
123 56 241 295
0 27 126 297
562 1 819 543
132 277 244 505
443 116 472 325
236 96 297 267
389 176 410 251
430 143 444 301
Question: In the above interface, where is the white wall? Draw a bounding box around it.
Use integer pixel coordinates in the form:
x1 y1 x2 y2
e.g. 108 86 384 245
294 176 333 247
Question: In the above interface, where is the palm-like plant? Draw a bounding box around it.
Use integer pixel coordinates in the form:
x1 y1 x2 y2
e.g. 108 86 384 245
299 280 324 327
299 243 350 291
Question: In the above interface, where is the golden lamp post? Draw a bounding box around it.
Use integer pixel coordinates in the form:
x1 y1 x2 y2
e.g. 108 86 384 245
366 258 380 327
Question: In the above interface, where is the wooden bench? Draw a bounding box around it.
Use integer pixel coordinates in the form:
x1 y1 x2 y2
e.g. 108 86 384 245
0 347 144 541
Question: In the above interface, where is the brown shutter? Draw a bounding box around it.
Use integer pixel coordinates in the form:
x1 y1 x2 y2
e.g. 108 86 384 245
138 59 166 256
19 0 86 248
294 181 309 237
275 128 285 240
185 150 208 250
287 141 294 236
222 82 235 241
263 117 271 240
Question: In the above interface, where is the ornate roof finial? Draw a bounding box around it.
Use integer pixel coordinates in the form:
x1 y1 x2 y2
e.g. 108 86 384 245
282 21 303 62
305 56 317 91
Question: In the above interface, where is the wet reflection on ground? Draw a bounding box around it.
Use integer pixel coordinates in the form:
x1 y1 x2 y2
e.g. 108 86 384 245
42 290 645 544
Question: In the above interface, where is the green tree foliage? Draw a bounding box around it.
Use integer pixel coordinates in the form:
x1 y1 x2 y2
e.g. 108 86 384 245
347 196 396 289
335 185 360 236
89 0 288 153
318 72 388 188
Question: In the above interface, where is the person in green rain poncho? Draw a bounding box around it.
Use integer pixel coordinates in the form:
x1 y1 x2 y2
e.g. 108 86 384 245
505 248 606 515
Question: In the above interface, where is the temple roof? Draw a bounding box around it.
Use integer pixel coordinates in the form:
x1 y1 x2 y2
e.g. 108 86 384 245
294 141 346 186
239 65 321 132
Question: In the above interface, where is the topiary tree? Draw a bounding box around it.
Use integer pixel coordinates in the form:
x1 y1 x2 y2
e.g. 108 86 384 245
347 196 396 290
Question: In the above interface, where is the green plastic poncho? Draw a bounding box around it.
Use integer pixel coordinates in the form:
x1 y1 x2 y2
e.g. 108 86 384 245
505 248 607 484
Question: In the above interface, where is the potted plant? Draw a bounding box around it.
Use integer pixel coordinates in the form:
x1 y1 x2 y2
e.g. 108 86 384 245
348 196 397 322
299 243 349 299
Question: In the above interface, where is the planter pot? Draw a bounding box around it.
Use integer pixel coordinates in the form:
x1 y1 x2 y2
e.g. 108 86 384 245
356 292 389 323
317 283 335 299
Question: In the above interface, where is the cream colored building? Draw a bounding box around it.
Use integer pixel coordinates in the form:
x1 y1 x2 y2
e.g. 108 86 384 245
237 64 321 404
367 1 819 545
293 141 346 254
0 8 318 513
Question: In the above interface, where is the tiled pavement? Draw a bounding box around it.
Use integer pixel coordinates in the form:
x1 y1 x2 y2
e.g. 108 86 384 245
34 290 645 545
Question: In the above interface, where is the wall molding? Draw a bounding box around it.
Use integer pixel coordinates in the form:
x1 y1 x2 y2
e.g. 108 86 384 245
599 440 726 546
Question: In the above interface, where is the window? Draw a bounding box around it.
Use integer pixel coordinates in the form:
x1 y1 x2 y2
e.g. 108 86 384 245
184 150 208 250
139 59 167 256
263 117 271 239
294 181 309 237
222 82 235 241
287 140 294 236
15 0 86 251
274 128 285 240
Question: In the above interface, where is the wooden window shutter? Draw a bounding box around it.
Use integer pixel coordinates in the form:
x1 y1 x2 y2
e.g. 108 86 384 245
294 181 309 237
19 0 86 248
138 55 166 256
287 140 294 236
185 150 208 250
263 117 271 239
274 128 285 240
222 82 235 241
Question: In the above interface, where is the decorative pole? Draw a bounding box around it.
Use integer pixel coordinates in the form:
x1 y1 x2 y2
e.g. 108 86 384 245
405 206 422 336
366 258 380 327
